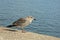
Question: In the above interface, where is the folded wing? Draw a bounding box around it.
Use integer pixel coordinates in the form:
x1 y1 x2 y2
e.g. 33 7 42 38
13 18 26 26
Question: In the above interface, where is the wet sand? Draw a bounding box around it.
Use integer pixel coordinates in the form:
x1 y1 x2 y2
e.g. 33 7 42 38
0 26 60 40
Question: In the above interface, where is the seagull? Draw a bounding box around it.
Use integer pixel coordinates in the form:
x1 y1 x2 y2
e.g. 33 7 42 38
6 16 36 33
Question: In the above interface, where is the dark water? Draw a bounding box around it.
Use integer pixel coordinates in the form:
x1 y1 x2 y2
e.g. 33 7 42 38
0 0 60 38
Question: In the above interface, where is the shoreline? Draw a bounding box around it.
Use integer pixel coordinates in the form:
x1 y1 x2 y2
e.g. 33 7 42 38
0 26 60 40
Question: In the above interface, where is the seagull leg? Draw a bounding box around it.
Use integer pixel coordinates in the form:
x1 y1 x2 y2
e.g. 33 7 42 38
21 28 26 33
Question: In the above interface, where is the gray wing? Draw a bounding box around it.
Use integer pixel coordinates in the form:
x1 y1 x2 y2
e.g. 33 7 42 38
12 18 26 25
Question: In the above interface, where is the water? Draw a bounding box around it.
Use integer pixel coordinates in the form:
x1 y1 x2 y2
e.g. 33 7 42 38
0 0 60 38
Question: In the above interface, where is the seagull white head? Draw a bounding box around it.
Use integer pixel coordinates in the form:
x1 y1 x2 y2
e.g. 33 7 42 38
25 16 36 23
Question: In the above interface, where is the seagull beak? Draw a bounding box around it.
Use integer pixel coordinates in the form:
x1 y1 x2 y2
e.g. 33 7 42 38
34 19 36 20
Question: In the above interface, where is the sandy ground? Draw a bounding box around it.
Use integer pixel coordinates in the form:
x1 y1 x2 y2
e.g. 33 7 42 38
0 26 60 40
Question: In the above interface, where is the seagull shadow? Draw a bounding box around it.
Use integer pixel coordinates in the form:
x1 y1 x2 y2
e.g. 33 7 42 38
3 29 17 32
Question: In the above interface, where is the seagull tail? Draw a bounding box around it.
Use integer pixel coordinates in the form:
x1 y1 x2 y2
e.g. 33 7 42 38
6 25 16 28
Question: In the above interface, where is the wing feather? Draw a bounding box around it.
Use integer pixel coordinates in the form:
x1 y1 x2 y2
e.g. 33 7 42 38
13 18 26 25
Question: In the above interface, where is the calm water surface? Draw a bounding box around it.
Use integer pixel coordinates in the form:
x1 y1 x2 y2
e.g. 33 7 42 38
0 0 60 38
